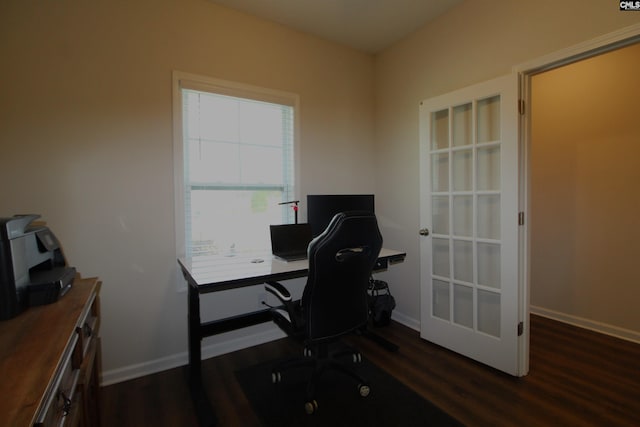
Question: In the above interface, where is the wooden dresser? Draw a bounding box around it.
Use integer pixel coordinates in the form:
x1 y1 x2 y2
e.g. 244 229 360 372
0 276 101 426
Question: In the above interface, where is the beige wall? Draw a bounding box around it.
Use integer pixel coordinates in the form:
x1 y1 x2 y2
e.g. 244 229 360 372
373 0 640 330
530 43 640 332
0 0 376 378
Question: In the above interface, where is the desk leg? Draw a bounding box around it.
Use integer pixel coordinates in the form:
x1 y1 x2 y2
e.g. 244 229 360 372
188 282 202 383
188 283 218 427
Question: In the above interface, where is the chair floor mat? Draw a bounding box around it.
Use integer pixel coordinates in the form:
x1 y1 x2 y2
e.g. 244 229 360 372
235 356 464 427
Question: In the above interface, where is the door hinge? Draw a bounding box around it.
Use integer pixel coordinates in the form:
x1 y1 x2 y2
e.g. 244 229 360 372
518 321 524 336
518 99 525 115
518 212 525 226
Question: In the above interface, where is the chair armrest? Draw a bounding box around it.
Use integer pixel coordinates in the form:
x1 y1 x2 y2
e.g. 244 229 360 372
265 281 292 302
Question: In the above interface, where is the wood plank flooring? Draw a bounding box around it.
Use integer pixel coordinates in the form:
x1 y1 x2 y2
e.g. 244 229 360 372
100 315 640 426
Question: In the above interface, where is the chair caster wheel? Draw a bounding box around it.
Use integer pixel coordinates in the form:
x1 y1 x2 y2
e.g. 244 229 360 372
303 347 313 357
352 352 362 363
271 371 281 383
304 399 318 415
358 383 370 397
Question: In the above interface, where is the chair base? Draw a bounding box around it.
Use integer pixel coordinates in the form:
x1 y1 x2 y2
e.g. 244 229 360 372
271 341 370 414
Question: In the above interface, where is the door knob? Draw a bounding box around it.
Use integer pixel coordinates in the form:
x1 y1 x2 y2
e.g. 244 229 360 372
419 228 430 236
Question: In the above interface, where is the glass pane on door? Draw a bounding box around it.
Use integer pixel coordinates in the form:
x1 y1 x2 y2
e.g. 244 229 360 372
452 195 473 237
432 238 450 278
477 146 501 191
477 95 500 143
432 279 450 321
452 149 472 191
453 284 473 328
478 290 500 337
453 240 473 283
432 153 449 192
477 194 500 239
477 242 501 289
431 109 449 150
453 103 472 147
432 196 449 234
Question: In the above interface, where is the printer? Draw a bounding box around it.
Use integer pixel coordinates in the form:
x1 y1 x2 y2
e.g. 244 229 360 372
0 214 75 320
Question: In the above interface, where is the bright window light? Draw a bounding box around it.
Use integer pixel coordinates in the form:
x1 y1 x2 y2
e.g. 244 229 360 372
176 79 297 257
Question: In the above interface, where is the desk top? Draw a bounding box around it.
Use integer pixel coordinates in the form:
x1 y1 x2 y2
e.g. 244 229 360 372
178 248 405 293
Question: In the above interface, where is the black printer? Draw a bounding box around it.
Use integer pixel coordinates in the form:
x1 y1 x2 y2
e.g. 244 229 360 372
0 214 75 320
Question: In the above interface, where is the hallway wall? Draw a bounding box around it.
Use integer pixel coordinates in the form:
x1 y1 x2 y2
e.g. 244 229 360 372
530 42 640 335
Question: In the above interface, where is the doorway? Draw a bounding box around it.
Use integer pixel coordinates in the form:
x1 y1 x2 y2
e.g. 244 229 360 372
519 29 640 342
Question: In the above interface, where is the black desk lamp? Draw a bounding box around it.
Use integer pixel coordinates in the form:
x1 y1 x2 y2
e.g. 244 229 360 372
279 200 299 224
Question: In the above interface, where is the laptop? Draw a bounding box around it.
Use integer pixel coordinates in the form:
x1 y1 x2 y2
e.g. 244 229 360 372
270 223 313 262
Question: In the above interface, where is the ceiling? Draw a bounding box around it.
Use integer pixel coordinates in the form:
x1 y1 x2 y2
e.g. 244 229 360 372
208 0 464 53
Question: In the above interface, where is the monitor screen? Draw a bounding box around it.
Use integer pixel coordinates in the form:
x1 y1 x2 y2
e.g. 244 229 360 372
306 194 375 237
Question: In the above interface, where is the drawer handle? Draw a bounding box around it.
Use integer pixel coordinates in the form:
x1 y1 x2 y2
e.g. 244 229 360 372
59 390 72 416
83 322 93 337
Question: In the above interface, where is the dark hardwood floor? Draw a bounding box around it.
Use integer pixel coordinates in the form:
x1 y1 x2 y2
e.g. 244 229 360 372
101 315 640 426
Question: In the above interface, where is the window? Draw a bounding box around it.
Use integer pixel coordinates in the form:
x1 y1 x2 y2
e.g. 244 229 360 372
173 72 299 258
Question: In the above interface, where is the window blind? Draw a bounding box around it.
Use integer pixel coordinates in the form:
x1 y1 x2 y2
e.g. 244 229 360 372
180 86 295 257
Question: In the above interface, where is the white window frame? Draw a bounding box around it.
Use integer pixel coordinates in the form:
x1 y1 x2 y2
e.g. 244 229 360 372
172 71 301 270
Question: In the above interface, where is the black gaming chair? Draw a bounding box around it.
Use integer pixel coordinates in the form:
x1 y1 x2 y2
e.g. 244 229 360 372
264 211 383 415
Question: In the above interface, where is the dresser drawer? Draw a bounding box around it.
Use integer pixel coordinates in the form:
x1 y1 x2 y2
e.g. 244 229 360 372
35 335 81 427
75 292 99 362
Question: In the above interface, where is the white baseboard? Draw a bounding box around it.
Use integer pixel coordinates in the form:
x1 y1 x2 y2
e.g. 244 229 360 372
101 328 285 386
391 310 420 332
530 305 640 345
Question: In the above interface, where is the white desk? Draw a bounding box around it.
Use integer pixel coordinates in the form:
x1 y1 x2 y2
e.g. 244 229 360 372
179 248 405 291
177 248 406 426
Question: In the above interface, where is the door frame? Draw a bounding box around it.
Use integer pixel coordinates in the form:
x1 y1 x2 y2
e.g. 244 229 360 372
514 23 640 358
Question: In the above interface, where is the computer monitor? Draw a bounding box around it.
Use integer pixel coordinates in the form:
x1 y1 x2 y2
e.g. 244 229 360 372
306 194 375 237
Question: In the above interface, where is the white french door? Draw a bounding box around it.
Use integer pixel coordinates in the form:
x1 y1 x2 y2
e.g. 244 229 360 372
419 74 526 376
